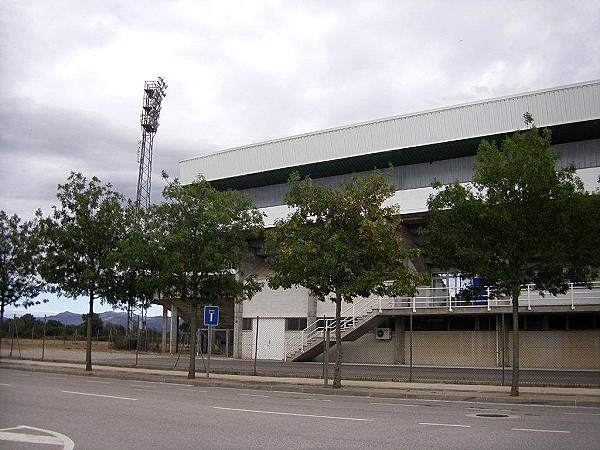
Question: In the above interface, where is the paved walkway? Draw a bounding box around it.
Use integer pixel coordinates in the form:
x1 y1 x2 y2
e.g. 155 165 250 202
1 349 598 407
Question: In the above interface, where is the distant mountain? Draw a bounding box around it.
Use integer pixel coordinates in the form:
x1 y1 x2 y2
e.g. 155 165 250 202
46 311 165 331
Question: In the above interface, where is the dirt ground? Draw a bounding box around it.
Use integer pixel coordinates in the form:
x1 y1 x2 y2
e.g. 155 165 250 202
0 338 110 351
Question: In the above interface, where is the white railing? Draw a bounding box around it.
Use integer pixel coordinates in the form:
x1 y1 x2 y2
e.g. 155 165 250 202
284 281 600 360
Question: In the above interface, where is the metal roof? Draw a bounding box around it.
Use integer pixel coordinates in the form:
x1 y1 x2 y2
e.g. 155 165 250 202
180 80 600 190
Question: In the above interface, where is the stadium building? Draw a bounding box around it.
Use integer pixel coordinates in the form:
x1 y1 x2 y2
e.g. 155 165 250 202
158 80 600 370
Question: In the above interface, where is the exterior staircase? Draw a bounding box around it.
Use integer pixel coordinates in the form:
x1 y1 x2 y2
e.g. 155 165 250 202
285 298 394 362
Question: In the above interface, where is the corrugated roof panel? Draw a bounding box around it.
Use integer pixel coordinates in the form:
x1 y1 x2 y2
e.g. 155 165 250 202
180 80 600 184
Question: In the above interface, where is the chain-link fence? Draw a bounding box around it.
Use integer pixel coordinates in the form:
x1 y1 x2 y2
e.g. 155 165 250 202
241 312 599 387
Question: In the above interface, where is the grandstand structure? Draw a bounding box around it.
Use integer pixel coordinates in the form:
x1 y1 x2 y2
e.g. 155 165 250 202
159 80 599 368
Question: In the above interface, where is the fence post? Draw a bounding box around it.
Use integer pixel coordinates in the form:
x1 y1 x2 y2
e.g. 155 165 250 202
527 284 531 311
409 313 413 382
412 296 416 313
42 314 47 361
323 315 329 386
253 316 259 376
570 282 575 310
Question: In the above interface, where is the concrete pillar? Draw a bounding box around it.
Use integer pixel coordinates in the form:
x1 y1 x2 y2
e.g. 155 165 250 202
233 300 243 358
170 304 178 354
161 306 168 353
307 294 318 333
394 316 405 364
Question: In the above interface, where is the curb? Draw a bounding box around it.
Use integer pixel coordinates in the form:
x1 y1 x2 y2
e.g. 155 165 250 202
2 359 599 408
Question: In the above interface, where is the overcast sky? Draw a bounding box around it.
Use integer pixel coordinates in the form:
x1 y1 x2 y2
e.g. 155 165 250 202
2 0 599 316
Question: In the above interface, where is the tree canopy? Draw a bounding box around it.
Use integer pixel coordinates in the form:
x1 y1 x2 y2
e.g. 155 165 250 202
37 172 127 371
264 171 424 388
0 210 46 359
153 176 264 378
425 122 599 396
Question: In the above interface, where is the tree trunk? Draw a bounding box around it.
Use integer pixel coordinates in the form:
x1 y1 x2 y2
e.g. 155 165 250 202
333 292 343 389
86 292 94 372
0 300 5 363
188 304 197 379
510 288 520 396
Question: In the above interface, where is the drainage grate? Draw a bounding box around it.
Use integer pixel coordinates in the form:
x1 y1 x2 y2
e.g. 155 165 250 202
466 413 518 419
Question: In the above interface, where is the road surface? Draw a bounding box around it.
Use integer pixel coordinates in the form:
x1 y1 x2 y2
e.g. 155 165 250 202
1 368 599 449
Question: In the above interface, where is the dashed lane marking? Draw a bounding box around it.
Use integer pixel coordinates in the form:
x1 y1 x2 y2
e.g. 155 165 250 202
512 428 570 434
419 422 471 428
62 390 138 401
214 407 374 422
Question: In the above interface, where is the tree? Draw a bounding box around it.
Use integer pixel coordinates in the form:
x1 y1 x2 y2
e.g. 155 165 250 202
153 176 264 379
1 210 46 360
107 202 161 331
79 313 104 338
45 319 65 338
425 122 599 396
264 171 424 388
37 172 126 371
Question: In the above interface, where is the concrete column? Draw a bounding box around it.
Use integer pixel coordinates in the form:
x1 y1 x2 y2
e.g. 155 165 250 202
233 300 243 358
394 316 405 364
170 304 178 354
161 306 168 353
307 294 318 333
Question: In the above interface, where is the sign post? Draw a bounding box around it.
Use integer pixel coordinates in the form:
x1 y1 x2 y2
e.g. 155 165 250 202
203 306 219 378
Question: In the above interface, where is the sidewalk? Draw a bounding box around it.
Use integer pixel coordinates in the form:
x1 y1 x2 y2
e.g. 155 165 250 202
2 355 599 408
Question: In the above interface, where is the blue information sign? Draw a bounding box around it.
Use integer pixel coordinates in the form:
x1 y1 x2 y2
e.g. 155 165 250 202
204 306 219 326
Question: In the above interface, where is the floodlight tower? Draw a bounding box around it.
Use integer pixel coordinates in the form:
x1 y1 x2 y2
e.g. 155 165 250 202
136 77 168 211
131 77 167 341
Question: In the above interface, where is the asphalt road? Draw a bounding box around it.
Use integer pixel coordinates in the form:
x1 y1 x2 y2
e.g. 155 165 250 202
1 368 599 450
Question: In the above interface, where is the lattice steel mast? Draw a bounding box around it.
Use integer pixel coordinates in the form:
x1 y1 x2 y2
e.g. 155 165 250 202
136 77 167 210
130 77 167 341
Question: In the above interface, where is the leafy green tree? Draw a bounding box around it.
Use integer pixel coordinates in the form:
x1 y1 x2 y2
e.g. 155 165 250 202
153 176 264 379
37 172 126 371
106 202 161 332
78 313 104 338
1 210 46 359
264 171 424 388
425 123 599 396
45 319 65 338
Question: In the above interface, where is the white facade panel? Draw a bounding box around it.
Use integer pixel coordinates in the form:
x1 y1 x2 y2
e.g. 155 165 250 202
180 81 600 184
243 282 310 318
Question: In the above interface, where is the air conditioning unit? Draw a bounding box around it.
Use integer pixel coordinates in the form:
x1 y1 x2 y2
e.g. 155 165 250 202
375 328 391 340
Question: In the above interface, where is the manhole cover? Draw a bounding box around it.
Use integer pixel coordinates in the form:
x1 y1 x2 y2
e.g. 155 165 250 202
466 413 519 419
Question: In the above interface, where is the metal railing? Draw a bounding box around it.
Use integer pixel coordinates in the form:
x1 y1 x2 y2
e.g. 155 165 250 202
284 281 600 360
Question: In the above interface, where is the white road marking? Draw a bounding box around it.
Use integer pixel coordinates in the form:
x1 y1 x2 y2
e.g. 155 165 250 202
371 402 421 407
214 407 374 422
0 425 74 449
179 388 208 392
419 422 471 428
62 390 138 401
240 393 270 398
564 412 600 416
512 428 570 434
0 383 12 387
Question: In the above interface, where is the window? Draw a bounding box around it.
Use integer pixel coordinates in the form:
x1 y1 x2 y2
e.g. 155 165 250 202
285 317 308 331
242 318 253 330
568 314 596 330
412 317 448 331
448 316 475 331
